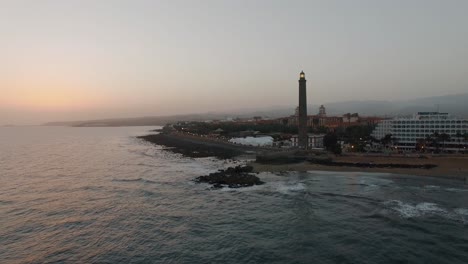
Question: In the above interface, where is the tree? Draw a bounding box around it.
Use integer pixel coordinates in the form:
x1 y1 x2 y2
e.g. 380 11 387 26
456 132 463 152
463 133 468 153
431 132 441 152
425 134 436 151
331 144 342 155
381 134 393 147
323 132 341 155
438 133 451 152
323 133 338 149
415 138 427 152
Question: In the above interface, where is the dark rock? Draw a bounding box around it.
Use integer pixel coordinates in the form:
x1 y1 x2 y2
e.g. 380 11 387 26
138 133 242 159
195 165 263 189
256 150 331 164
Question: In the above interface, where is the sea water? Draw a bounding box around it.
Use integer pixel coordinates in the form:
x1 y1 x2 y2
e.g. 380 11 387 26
1 126 467 263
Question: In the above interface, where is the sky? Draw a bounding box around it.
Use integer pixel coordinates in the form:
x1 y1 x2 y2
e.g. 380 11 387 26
1 0 468 125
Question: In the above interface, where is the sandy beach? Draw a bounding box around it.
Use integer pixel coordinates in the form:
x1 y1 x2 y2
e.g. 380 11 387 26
141 132 468 181
251 155 468 181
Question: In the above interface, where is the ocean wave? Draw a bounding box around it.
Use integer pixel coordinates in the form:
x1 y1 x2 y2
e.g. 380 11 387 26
319 192 380 203
349 183 370 187
453 209 468 224
354 182 381 190
454 208 468 216
451 208 468 224
384 200 468 225
444 187 468 192
307 170 361 176
112 178 158 184
274 182 306 194
218 181 306 194
384 200 449 218
307 170 393 177
0 200 14 205
422 185 468 192
424 185 440 189
136 162 166 168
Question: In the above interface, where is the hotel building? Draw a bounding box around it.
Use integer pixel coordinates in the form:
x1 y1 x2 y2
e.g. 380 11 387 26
291 134 325 149
371 112 468 151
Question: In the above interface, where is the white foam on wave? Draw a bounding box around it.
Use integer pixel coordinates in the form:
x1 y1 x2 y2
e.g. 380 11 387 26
218 181 306 195
307 170 393 177
384 200 447 218
274 182 307 194
454 208 468 216
177 157 248 178
307 170 360 176
453 208 468 224
218 183 265 192
421 185 468 193
384 200 468 224
444 187 468 192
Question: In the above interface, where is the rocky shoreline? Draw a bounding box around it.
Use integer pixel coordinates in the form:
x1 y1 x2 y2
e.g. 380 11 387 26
139 132 468 181
138 133 245 159
194 165 264 189
139 133 266 188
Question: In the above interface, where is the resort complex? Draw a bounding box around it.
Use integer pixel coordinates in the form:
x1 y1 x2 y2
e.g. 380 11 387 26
372 112 468 151
164 72 467 154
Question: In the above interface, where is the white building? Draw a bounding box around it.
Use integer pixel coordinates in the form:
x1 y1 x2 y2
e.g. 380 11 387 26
371 112 468 151
372 119 393 140
291 134 325 149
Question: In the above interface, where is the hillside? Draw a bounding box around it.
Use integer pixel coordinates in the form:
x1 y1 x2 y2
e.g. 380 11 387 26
43 93 468 127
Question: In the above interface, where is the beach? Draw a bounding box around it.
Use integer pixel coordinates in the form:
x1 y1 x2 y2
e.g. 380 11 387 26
140 132 468 181
251 155 468 181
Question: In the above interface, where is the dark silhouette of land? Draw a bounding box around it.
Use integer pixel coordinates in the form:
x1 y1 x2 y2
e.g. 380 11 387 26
42 93 468 127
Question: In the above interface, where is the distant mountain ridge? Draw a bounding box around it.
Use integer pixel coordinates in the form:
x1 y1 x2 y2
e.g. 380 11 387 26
43 93 468 127
321 93 468 117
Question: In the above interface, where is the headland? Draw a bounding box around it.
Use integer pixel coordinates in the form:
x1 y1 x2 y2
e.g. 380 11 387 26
140 131 468 182
138 132 274 159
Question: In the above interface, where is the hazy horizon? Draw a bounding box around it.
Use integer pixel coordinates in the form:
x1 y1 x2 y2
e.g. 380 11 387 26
2 0 468 125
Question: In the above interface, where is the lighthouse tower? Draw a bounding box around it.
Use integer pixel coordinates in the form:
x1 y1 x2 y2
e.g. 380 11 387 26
298 71 308 149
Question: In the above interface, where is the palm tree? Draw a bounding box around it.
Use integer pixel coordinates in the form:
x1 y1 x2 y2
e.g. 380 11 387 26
416 138 427 152
431 132 441 152
438 133 451 152
392 137 399 150
381 134 393 148
456 132 463 152
463 132 468 153
425 134 434 149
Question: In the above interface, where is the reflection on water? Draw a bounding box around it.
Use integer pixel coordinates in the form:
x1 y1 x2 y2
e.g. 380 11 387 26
1 126 467 264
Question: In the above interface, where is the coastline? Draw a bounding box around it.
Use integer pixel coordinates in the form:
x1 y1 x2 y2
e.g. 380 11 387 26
140 132 468 181
250 155 468 181
138 132 264 159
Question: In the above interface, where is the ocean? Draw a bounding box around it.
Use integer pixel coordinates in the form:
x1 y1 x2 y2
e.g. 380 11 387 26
1 126 467 263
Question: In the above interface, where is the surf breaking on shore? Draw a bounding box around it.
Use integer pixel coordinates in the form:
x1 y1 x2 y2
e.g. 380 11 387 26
139 132 468 182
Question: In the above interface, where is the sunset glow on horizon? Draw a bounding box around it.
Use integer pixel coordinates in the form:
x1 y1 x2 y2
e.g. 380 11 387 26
2 0 468 125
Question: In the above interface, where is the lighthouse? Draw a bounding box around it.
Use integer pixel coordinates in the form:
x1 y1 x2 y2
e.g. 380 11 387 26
298 71 308 149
